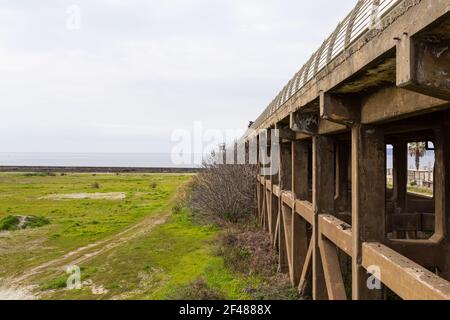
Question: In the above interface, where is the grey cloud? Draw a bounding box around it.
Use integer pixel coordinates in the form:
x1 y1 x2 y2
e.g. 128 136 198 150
0 0 357 153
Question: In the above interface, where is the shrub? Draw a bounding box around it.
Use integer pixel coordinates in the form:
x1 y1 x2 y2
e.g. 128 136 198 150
91 182 101 189
150 182 158 189
172 204 183 214
41 276 68 290
245 274 300 300
0 215 50 231
217 228 277 276
25 216 50 228
189 153 257 223
22 173 47 177
216 227 300 300
168 278 225 300
0 215 20 231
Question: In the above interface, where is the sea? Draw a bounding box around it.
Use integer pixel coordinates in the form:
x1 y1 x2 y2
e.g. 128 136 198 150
0 152 199 168
0 150 436 170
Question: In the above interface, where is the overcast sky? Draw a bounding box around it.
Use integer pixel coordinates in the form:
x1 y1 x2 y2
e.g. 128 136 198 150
0 0 356 154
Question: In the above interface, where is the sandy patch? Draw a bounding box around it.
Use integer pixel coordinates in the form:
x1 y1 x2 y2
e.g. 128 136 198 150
0 285 37 300
91 284 108 295
40 192 126 200
81 279 109 295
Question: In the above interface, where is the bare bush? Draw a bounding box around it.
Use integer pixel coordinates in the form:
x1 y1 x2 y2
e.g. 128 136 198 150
189 154 257 223
217 227 278 276
168 278 225 300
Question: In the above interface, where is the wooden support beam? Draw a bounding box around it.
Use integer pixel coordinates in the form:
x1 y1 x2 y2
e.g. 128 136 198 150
298 240 313 297
261 187 267 229
392 141 408 214
278 128 296 141
265 189 271 233
312 135 335 300
273 184 280 197
335 142 350 212
435 115 450 280
295 200 313 225
290 140 311 286
278 207 289 273
270 193 278 244
282 202 294 277
319 214 352 257
274 214 280 250
278 142 292 273
397 33 450 101
292 141 309 200
279 143 292 191
320 92 360 125
434 118 450 242
256 179 262 222
291 112 319 135
319 236 347 300
351 124 385 300
387 239 443 268
362 242 450 300
281 191 295 209
258 178 264 225
390 213 435 233
291 212 309 287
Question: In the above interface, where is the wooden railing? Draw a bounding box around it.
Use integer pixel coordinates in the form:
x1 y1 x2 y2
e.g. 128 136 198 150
256 175 450 300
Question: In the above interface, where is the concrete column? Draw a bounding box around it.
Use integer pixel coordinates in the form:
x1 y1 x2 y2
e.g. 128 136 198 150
351 124 385 300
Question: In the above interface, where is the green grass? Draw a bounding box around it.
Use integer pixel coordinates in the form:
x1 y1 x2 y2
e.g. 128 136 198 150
0 173 191 279
0 173 260 300
41 208 258 300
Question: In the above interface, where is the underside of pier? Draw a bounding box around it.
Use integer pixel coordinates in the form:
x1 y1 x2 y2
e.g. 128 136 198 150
245 0 450 300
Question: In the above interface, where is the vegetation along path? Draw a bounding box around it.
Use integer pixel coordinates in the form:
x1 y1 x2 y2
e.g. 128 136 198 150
0 173 270 300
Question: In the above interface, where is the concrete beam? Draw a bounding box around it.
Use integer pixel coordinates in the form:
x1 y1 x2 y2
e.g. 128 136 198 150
361 87 448 124
290 112 319 135
397 33 450 101
320 92 360 125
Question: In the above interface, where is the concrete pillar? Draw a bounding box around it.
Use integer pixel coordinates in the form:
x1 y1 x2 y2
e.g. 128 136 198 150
351 124 385 300
312 135 335 300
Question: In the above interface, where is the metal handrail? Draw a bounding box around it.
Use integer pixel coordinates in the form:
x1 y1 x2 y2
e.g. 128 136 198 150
250 0 402 129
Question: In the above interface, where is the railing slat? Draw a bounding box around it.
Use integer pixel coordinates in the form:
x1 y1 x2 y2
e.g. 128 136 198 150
362 242 450 300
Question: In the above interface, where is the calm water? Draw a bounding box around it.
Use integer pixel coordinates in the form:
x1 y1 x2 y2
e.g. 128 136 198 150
0 151 435 169
0 153 200 168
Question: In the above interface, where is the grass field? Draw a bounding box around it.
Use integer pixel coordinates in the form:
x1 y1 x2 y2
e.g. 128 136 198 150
0 173 258 300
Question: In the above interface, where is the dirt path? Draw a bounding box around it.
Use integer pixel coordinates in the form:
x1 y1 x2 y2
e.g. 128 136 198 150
0 212 169 299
